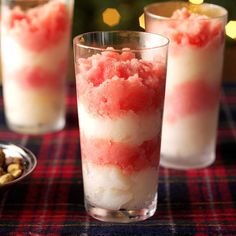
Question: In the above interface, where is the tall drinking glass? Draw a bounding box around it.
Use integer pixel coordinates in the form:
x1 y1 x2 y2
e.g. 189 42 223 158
73 31 169 222
145 2 227 169
1 0 74 134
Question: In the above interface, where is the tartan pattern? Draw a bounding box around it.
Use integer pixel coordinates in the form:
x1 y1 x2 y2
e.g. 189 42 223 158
0 82 235 236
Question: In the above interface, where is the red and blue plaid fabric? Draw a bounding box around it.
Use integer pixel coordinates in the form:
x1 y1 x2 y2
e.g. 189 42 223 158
0 82 235 236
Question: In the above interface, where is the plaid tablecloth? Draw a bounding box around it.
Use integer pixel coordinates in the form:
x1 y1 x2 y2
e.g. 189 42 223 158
0 82 235 236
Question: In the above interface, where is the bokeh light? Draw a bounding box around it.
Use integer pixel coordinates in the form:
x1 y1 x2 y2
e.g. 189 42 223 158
189 0 204 4
226 21 236 39
102 8 121 27
139 13 145 29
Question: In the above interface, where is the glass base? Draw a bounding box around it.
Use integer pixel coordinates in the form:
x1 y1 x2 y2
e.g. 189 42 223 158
160 151 215 170
6 118 65 135
85 199 157 223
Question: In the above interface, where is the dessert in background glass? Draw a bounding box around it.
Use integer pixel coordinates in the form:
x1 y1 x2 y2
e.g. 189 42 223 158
1 0 74 134
145 2 227 169
73 31 169 222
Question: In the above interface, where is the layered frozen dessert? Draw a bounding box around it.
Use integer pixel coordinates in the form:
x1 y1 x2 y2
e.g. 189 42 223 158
145 4 227 168
75 49 166 212
1 0 73 134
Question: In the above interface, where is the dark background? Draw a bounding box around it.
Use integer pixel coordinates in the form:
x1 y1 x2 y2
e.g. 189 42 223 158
70 0 236 81
72 0 235 41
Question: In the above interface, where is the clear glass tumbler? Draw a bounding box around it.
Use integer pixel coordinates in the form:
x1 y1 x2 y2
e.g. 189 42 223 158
73 31 169 222
1 0 74 134
145 2 228 169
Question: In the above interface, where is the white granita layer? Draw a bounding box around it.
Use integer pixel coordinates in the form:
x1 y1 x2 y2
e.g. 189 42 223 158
82 160 158 210
1 32 69 73
161 108 219 158
166 43 224 89
78 104 162 145
3 82 65 127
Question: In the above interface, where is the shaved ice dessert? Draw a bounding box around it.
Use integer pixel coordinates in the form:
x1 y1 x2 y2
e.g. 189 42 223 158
145 3 227 169
75 43 167 222
1 0 73 134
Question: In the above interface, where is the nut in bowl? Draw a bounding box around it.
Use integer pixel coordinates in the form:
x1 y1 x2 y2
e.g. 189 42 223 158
0 143 37 190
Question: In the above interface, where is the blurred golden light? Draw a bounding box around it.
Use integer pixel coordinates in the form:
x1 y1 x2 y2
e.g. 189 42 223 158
139 13 145 29
189 0 204 4
226 21 236 39
102 8 120 27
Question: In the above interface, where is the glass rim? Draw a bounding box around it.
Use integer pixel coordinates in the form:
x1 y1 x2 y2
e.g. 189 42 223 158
144 1 228 21
73 30 169 52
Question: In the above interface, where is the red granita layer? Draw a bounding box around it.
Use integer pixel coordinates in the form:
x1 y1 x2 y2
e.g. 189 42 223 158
147 7 224 48
2 1 70 51
76 50 166 117
5 59 67 89
164 79 220 122
80 134 161 174
170 8 224 47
